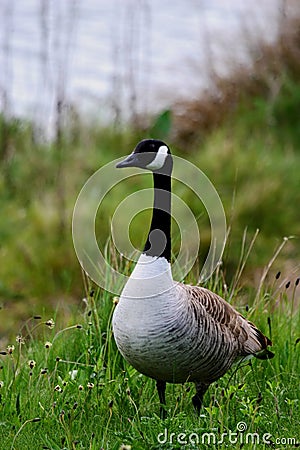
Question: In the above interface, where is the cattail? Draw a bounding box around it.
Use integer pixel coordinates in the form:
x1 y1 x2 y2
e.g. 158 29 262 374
267 317 272 338
275 271 281 280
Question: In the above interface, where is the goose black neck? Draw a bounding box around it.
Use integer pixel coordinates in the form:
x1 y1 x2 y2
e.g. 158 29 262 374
143 172 171 262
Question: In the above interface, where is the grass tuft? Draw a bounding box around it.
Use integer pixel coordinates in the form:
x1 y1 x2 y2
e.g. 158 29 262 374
0 252 299 449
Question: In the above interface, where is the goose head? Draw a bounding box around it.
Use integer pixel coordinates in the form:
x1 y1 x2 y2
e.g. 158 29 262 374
116 139 173 175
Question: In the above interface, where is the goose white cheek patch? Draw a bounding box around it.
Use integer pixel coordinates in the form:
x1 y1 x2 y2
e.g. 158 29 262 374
146 145 168 170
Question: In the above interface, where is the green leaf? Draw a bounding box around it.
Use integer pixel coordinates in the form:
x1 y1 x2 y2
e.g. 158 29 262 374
149 110 172 140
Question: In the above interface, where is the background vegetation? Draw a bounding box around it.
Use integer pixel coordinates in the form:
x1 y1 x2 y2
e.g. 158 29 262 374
0 10 299 450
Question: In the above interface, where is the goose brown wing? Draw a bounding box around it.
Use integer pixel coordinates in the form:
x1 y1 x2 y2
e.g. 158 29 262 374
181 284 272 357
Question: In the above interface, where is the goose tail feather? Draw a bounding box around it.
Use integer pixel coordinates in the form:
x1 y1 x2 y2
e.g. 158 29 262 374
254 348 275 360
244 322 274 359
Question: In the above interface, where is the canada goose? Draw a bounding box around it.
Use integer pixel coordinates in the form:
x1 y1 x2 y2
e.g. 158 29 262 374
112 139 274 417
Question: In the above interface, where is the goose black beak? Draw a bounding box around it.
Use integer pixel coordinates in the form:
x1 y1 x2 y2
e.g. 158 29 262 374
116 153 139 168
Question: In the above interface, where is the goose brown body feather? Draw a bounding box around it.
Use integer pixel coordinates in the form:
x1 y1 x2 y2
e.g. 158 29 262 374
113 269 273 386
180 284 272 381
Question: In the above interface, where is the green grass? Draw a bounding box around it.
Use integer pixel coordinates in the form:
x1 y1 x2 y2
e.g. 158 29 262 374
0 257 299 449
0 105 299 334
0 28 300 448
1 63 300 333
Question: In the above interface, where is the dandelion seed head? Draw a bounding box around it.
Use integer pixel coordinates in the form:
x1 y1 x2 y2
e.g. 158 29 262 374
16 335 25 345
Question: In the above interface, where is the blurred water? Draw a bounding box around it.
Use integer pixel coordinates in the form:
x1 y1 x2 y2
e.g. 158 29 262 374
0 0 292 135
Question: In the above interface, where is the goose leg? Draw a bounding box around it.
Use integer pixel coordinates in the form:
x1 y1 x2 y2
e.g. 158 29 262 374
156 380 167 419
192 382 210 413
